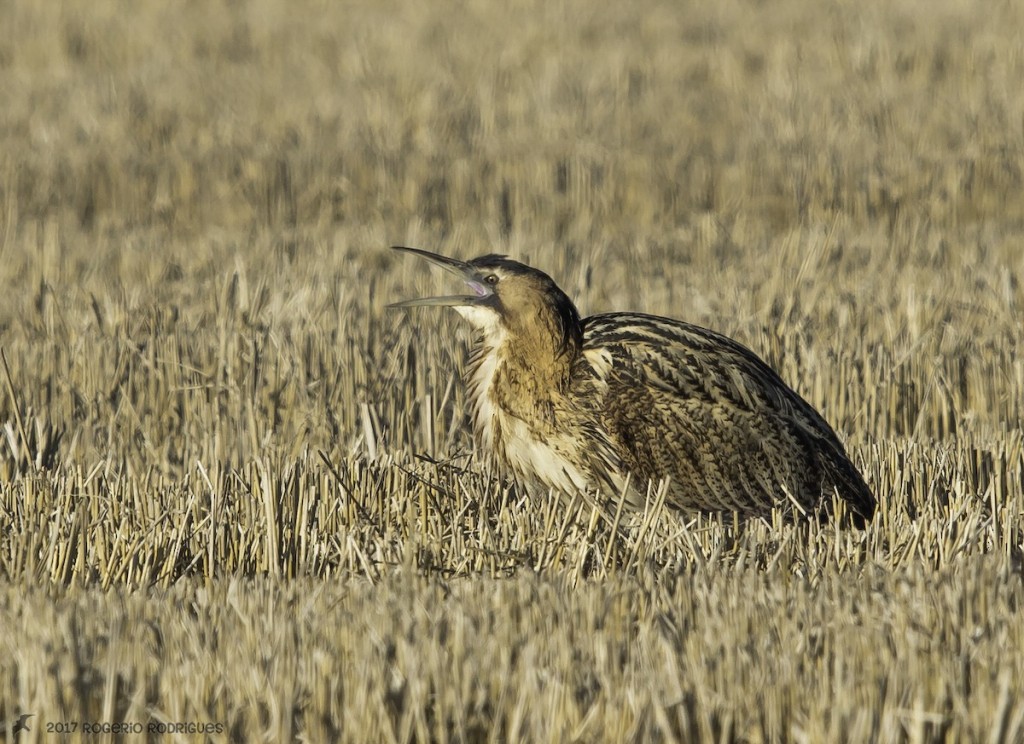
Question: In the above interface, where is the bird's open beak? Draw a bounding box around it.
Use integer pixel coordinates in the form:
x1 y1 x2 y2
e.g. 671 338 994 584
388 246 493 308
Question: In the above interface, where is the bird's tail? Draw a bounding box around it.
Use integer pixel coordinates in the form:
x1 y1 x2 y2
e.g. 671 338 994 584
822 445 876 527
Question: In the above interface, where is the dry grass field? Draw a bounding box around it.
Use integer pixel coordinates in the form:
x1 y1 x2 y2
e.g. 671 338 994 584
1 0 1023 741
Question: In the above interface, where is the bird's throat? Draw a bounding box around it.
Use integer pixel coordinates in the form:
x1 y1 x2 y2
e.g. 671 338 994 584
467 331 576 438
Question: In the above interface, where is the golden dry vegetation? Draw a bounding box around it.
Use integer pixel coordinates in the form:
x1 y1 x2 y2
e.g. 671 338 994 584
1 0 1023 741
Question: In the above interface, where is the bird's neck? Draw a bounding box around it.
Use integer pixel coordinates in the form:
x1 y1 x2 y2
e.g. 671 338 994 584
497 324 578 389
468 308 583 426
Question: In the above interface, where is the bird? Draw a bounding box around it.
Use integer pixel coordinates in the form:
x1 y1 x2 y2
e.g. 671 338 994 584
389 246 875 526
12 713 33 734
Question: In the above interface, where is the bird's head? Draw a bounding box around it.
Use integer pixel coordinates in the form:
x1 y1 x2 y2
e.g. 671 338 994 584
389 246 581 356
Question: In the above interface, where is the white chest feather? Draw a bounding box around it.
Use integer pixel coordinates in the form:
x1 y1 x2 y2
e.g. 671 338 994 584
498 417 591 494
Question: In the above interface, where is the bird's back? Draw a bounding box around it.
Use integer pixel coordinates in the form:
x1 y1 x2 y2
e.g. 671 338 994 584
577 312 875 525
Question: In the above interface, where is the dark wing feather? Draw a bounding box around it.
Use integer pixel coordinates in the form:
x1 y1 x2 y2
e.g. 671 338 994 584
581 313 875 524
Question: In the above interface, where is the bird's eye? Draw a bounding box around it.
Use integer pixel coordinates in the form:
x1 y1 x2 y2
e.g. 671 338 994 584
484 274 499 285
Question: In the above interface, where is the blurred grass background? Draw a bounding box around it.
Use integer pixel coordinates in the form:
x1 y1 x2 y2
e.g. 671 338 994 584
1 0 1023 741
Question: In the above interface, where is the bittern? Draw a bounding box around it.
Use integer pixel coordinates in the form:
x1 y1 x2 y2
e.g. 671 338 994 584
390 246 875 526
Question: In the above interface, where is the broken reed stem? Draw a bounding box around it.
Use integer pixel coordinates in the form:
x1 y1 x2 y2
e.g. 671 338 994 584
1 347 33 471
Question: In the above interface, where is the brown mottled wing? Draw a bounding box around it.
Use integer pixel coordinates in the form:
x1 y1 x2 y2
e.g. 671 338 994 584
581 313 875 524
